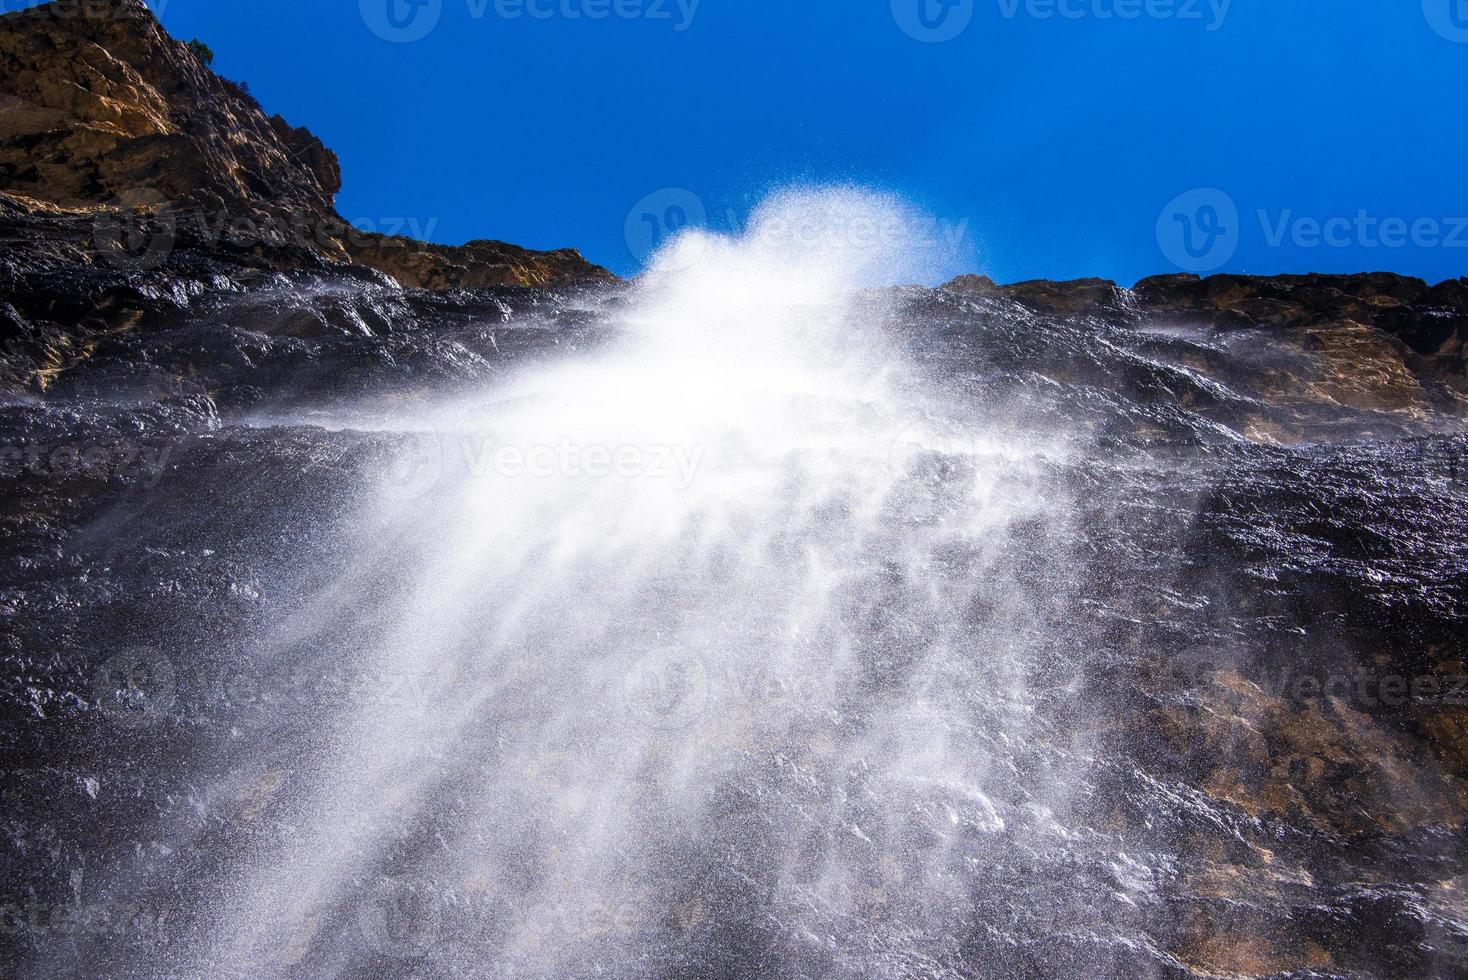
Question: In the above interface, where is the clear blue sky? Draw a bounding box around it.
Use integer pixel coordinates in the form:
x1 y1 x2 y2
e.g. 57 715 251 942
30 0 1468 283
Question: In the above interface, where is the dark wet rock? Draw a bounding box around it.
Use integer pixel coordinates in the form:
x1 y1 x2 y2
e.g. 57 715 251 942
2 269 1461 978
944 271 1468 394
946 274 1130 318
0 190 621 399
1 4 1466 979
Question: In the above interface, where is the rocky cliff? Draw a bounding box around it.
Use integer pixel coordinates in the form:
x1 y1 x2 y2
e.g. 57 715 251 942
1 7 1466 978
945 271 1468 392
0 0 612 289
2 260 1464 978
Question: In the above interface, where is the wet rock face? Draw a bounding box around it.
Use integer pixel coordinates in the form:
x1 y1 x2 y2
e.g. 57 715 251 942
946 271 1468 393
0 0 612 393
0 5 1465 979
0 0 613 290
0 257 1464 979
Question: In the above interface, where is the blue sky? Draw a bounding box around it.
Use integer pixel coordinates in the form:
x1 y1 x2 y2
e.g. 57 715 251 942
22 0 1468 283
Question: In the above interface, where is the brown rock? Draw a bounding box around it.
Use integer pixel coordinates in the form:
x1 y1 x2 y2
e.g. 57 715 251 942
942 273 1125 315
942 270 1468 389
345 234 614 291
0 0 337 218
0 0 612 289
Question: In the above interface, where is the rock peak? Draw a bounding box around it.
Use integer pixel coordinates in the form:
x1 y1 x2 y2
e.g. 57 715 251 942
0 0 613 288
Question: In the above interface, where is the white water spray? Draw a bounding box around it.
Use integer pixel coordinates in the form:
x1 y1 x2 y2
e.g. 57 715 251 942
193 189 1075 978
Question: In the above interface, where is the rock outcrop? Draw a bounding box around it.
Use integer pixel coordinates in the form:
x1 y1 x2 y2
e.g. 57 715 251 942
945 270 1468 390
345 232 614 292
0 0 612 289
0 0 339 220
2 265 1464 979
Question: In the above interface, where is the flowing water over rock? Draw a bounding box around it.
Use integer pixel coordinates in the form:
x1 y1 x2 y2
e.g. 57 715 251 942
4 194 1467 979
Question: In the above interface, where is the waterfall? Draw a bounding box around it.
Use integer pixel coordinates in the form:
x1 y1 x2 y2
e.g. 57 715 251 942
185 190 1084 977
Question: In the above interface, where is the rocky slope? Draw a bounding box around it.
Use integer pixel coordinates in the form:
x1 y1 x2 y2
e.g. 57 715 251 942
0 0 611 290
0 265 1464 979
945 272 1468 393
1 3 1466 979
